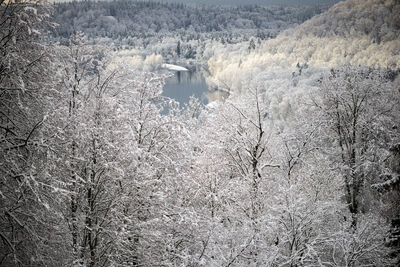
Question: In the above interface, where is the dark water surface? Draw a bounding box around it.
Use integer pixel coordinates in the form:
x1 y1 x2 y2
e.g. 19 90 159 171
162 70 209 106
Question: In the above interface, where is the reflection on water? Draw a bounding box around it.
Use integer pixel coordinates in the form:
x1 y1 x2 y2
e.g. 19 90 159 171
162 68 229 109
162 70 209 106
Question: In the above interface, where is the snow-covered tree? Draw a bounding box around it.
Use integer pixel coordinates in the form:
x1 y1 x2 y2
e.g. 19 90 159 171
40 33 130 266
314 65 399 226
0 1 67 265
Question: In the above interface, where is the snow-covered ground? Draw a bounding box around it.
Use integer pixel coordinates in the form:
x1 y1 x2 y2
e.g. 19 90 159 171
162 63 189 72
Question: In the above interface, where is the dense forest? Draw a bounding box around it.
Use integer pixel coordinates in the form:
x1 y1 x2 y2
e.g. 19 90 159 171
1 0 399 266
51 0 331 62
52 1 328 39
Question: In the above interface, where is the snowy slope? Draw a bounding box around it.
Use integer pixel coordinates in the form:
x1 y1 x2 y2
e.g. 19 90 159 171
208 0 400 83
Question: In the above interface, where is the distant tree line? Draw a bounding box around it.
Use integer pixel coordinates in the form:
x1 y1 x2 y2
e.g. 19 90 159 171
51 0 329 42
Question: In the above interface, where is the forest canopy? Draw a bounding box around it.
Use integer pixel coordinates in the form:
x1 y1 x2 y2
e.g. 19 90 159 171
0 0 399 266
